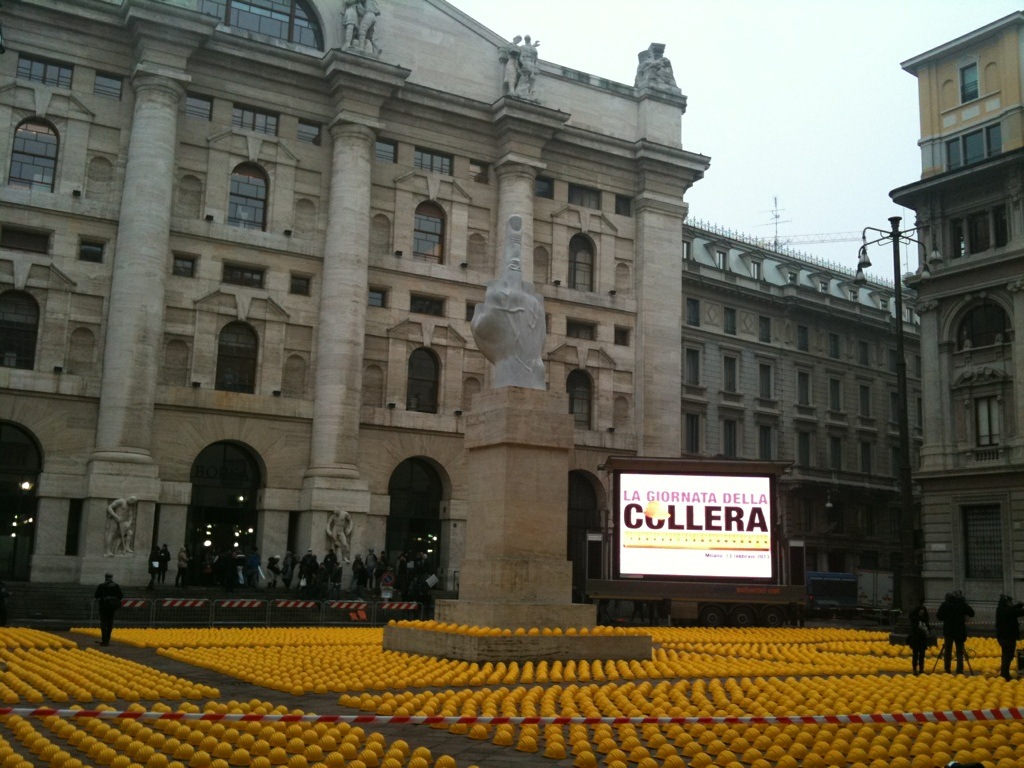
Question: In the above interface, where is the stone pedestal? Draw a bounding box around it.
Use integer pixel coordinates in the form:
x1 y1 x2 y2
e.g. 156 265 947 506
434 386 595 630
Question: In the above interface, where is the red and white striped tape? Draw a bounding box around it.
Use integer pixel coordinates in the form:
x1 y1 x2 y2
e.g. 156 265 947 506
378 602 418 610
214 600 264 609
4 708 1024 726
120 599 149 608
325 601 369 610
158 599 209 608
273 600 319 609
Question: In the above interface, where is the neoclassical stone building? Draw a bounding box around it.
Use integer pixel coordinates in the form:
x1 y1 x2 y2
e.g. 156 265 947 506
0 0 917 599
893 12 1024 617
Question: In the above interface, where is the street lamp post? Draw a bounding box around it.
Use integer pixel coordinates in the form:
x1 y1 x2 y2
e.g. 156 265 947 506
856 216 921 615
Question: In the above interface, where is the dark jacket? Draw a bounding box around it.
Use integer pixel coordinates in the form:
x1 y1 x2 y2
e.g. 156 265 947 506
95 579 123 612
907 604 930 650
995 597 1024 645
936 592 974 641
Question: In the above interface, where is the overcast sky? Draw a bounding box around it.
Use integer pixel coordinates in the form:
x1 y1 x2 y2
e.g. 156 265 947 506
449 0 1020 282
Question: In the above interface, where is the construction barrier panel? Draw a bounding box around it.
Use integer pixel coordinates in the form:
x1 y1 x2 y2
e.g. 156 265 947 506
111 598 152 627
154 598 212 627
211 598 267 625
323 600 370 625
268 599 321 626
375 601 422 623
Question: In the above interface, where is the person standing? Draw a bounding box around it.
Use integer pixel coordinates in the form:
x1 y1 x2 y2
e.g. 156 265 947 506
146 546 160 591
907 598 931 675
995 594 1024 681
175 546 189 588
936 590 975 674
281 551 296 589
94 573 123 646
157 544 171 584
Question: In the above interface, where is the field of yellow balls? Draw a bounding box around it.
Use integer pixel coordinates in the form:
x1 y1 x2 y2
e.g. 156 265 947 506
5 622 1013 767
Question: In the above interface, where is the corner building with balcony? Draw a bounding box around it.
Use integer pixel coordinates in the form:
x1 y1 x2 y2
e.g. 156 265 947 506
893 12 1024 615
0 0 709 588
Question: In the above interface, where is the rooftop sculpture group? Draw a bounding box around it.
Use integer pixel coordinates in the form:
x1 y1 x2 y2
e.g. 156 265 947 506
341 0 381 56
500 35 541 101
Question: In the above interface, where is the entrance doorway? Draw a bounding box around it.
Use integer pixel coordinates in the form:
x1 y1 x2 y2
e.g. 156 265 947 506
0 422 40 580
386 458 443 573
186 442 261 576
568 470 600 602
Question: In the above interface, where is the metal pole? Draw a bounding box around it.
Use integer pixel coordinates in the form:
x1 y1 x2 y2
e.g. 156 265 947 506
889 216 919 613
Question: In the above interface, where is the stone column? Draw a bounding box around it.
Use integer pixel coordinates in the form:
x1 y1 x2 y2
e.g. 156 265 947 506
916 300 947 472
494 160 538 278
93 72 184 464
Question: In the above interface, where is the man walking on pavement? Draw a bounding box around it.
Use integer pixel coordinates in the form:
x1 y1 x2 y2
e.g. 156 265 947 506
94 573 123 646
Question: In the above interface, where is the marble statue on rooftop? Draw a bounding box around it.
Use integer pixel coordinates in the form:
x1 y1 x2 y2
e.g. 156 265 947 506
326 509 354 563
471 215 546 389
500 34 540 101
104 495 137 556
635 43 678 92
342 0 382 57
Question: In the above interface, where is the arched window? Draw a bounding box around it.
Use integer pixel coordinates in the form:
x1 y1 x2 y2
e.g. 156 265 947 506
228 163 268 231
215 321 258 393
9 119 58 192
0 291 40 370
413 202 445 264
567 369 592 429
199 0 324 49
569 234 594 292
957 301 1009 350
407 348 439 413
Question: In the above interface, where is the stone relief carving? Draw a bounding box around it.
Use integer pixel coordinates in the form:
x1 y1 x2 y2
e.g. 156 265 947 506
342 0 381 57
326 509 354 563
104 496 137 556
635 43 678 92
500 35 540 101
471 215 546 389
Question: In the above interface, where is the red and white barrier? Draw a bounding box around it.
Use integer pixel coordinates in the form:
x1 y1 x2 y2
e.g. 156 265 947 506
273 600 319 609
325 601 369 610
378 602 418 611
215 600 265 609
158 599 209 608
120 599 149 609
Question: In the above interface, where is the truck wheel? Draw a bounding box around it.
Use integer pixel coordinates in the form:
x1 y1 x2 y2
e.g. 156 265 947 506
762 606 787 628
730 605 756 627
698 604 726 627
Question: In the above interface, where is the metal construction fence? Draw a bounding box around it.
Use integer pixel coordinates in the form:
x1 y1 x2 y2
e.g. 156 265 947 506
88 597 424 628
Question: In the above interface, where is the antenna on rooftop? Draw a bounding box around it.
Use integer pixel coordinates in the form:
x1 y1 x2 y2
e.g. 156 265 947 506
760 196 792 250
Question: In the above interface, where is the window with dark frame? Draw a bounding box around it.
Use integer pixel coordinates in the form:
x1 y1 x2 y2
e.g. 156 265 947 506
297 121 321 145
567 321 596 341
859 384 871 417
724 307 736 335
960 62 979 103
469 160 489 183
78 239 104 263
173 255 197 277
222 263 265 289
758 425 774 460
568 183 601 210
828 378 842 411
185 93 213 121
406 348 439 413
413 202 445 263
465 302 476 321
9 120 59 192
199 0 324 49
797 432 811 466
963 504 1002 579
215 321 258 394
723 355 737 393
93 73 123 100
758 315 771 343
231 104 278 136
0 291 40 370
567 369 592 429
684 413 700 453
535 176 554 199
758 363 772 399
410 294 444 316
289 274 311 296
374 140 397 163
957 301 1008 350
829 333 841 359
614 194 632 216
614 326 630 346
686 298 700 327
368 288 387 307
684 348 700 386
0 227 50 254
797 325 809 351
975 395 1001 446
722 419 738 458
413 147 452 175
860 441 873 475
228 164 268 230
17 55 73 88
858 340 869 366
797 371 810 406
568 235 594 292
829 435 843 471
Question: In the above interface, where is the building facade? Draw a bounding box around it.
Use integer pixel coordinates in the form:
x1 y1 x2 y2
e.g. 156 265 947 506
893 12 1024 618
0 0 918 601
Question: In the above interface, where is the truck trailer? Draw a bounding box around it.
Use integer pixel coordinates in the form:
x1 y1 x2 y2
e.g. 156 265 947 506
585 456 804 627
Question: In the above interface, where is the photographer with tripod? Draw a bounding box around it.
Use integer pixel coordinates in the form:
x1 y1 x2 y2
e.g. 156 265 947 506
995 594 1024 681
936 591 975 675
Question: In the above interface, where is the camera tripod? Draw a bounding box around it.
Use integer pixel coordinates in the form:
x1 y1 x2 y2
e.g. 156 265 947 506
931 639 973 675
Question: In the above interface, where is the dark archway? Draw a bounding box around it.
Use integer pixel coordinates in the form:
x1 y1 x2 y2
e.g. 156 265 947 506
386 458 443 575
186 442 262 577
0 422 41 580
567 470 600 602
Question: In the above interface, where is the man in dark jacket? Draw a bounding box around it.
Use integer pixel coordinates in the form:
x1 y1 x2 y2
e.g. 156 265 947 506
94 573 123 646
995 594 1024 681
936 590 975 674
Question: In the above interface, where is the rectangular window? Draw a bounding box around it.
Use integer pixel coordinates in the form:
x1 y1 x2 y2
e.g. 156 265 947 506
829 333 841 359
860 441 873 474
797 325 809 351
172 255 197 277
829 436 843 471
758 316 771 343
976 395 1001 446
787 271 798 284
567 320 596 340
232 104 278 136
797 371 810 406
289 274 311 295
968 211 990 253
859 384 871 417
682 241 691 261
890 391 900 424
535 176 554 199
986 123 1002 158
797 432 811 466
750 261 761 280
17 54 73 88
715 250 727 270
946 137 962 169
963 129 985 165
465 302 476 321
914 355 922 379
723 355 737 393
758 425 774 460
78 239 104 263
724 307 736 335
963 505 1002 578
685 298 700 327
819 279 829 293
758 363 773 399
185 93 213 121
684 413 700 453
684 348 700 386
65 499 83 556
297 121 321 145
960 62 979 103
994 204 1009 248
568 183 601 210
93 73 123 100
222 263 265 288
722 419 738 458
950 218 966 257
858 340 869 366
0 226 50 254
374 140 397 163
368 288 387 307
614 194 632 216
469 160 489 183
614 326 630 346
413 147 452 175
888 348 899 372
828 378 842 411
410 294 444 316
